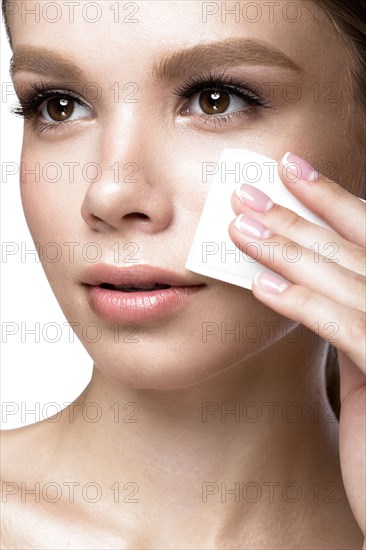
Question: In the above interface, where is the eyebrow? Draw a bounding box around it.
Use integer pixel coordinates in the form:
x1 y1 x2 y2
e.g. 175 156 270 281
153 38 303 80
10 45 84 81
10 39 302 83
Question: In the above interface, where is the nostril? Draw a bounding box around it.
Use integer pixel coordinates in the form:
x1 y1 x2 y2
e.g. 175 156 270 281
123 212 149 220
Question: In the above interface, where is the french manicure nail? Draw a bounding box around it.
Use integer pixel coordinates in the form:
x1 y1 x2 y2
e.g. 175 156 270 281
235 183 274 213
235 214 273 239
282 152 319 182
253 272 289 293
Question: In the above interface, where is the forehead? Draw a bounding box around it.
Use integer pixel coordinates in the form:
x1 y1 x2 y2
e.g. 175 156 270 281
8 0 346 83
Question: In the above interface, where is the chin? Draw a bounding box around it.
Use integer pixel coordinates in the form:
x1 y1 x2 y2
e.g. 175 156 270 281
73 322 286 391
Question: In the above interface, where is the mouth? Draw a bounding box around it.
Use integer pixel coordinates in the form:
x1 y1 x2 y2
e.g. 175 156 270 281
81 263 206 289
99 283 173 293
82 264 206 324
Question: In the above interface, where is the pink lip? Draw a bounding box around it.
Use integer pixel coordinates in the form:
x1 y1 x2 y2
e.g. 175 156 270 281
82 264 206 324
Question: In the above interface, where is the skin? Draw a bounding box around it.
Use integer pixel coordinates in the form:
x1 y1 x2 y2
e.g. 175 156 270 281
1 1 365 548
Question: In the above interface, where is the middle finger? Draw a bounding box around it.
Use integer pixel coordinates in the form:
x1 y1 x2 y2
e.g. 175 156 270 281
229 215 365 313
231 185 365 276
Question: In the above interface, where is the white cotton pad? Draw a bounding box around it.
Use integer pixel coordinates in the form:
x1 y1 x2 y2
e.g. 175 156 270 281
185 148 363 290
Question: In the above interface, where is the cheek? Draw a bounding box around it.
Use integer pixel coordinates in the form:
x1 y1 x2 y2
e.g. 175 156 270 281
20 147 84 241
194 281 294 355
19 147 87 300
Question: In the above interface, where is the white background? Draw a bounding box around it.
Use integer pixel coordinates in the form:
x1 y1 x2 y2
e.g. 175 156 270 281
1 18 92 429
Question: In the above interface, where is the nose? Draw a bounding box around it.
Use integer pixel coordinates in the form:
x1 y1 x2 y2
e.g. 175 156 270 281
80 124 173 236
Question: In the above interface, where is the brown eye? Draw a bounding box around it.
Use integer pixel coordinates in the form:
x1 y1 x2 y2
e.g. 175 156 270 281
183 87 251 118
38 93 91 124
44 96 75 121
199 89 230 115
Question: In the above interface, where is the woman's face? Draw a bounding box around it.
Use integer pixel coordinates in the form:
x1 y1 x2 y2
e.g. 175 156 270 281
9 0 357 389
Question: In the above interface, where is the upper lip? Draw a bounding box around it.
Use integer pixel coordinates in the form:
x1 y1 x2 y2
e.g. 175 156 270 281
81 264 206 288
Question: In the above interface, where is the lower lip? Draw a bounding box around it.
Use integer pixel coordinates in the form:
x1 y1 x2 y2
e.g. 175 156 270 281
88 285 204 324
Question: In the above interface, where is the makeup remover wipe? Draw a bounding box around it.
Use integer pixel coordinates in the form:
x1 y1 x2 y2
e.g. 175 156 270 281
185 148 357 290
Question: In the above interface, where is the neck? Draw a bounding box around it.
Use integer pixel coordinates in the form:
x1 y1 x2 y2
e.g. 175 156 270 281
59 328 344 545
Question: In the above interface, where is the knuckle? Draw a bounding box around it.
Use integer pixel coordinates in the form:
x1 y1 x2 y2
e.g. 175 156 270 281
345 271 365 298
274 206 303 235
343 313 366 342
292 287 312 311
329 180 347 203
354 273 366 298
352 251 366 276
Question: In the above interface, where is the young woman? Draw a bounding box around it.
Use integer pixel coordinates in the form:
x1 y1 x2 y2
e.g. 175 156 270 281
1 0 365 548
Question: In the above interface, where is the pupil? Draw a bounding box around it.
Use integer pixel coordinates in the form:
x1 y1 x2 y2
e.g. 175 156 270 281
47 97 74 121
199 89 230 115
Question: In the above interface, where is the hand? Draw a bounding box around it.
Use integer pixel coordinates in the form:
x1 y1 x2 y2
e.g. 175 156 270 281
228 151 366 537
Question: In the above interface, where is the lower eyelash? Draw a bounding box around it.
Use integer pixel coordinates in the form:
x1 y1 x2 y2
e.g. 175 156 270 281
36 120 76 135
196 107 259 129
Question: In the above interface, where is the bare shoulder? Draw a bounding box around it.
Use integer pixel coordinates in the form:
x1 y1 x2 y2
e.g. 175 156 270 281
0 421 58 549
1 419 59 479
0 417 128 549
0 419 63 510
0 421 99 549
0 385 90 480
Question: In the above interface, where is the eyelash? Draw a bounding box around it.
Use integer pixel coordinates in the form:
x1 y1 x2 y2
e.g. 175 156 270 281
175 70 270 127
10 82 89 134
11 71 270 134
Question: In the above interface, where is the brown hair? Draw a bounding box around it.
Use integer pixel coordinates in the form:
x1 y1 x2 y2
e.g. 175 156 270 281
308 0 366 420
315 0 366 106
2 0 366 419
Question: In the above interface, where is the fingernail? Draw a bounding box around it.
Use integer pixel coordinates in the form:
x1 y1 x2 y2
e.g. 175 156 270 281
234 214 273 239
253 271 289 293
235 183 274 213
282 152 319 182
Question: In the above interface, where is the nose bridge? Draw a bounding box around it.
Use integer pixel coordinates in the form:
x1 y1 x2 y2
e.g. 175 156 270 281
80 105 174 234
99 103 141 174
